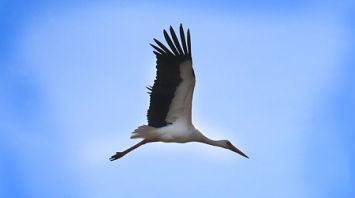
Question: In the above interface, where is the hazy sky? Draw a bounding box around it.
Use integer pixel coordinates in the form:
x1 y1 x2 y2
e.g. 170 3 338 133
1 1 354 197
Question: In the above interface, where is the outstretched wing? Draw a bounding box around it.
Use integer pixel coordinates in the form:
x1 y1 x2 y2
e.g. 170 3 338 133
147 24 195 128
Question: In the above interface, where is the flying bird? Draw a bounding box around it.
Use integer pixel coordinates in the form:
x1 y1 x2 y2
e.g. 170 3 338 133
110 24 248 161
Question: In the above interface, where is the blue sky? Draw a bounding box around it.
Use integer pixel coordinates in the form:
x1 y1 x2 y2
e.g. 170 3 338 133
1 1 354 197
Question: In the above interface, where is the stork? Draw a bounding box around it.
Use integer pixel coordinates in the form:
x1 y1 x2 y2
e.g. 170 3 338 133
110 24 248 161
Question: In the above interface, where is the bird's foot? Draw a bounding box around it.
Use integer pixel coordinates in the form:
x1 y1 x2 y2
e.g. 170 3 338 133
109 152 125 161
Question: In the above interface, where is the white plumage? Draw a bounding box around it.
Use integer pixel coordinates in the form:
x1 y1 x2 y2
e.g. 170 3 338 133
110 24 248 161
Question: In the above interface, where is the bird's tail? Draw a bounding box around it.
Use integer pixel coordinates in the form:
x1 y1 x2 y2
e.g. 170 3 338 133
130 125 156 139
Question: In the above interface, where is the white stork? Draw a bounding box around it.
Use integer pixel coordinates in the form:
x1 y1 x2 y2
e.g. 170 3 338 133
110 24 248 161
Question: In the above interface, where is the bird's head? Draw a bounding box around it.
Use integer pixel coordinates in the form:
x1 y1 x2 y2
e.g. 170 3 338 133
220 140 249 159
195 130 249 159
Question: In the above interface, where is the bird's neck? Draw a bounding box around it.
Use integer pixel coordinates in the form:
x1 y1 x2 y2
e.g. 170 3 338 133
196 133 224 148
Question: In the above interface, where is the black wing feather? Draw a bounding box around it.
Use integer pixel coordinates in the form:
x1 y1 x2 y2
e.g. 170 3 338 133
153 38 173 54
187 29 192 56
150 43 165 55
179 24 188 54
163 30 179 55
169 26 184 55
147 24 192 128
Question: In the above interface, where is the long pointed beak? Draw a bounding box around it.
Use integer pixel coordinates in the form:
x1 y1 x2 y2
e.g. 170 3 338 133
231 146 249 159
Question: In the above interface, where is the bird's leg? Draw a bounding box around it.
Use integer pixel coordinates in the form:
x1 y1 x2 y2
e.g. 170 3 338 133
110 139 151 161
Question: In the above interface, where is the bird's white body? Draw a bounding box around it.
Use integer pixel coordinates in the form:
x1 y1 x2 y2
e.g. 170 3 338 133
132 119 199 143
156 120 197 143
110 24 248 161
